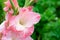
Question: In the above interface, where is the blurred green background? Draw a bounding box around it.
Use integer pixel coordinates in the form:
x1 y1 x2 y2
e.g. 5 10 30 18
0 0 60 40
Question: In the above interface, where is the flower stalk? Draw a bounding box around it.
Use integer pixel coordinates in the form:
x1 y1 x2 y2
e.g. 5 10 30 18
24 0 33 7
10 0 18 15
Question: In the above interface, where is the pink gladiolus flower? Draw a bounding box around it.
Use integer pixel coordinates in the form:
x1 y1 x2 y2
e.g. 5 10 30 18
1 6 40 40
1 0 41 40
3 5 40 40
4 7 41 38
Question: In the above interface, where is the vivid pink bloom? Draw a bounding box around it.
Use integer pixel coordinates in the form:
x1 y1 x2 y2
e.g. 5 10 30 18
2 6 40 40
2 6 40 39
4 7 40 38
2 0 41 40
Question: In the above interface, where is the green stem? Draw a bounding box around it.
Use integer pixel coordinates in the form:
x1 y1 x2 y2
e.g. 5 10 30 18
10 0 18 15
24 0 29 7
24 0 33 7
38 35 40 40
10 0 15 12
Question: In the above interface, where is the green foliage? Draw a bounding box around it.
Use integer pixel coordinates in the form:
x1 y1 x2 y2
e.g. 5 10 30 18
0 0 60 40
32 0 60 40
0 0 5 24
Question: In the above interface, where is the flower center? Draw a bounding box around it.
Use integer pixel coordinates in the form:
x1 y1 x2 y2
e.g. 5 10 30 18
19 20 24 25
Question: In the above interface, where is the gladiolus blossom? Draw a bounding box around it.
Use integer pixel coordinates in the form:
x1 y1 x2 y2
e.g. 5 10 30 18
0 0 41 40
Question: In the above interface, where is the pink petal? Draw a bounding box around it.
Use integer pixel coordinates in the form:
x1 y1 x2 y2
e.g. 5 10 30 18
19 6 33 14
2 32 12 40
17 26 34 38
0 21 6 32
4 0 11 8
6 25 34 38
19 8 41 27
2 29 33 40
27 6 33 11
2 30 18 40
5 9 14 20
2 31 33 40
3 7 9 12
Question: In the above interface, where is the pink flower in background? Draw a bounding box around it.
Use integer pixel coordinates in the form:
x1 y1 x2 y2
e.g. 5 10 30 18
4 0 18 8
4 0 19 12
